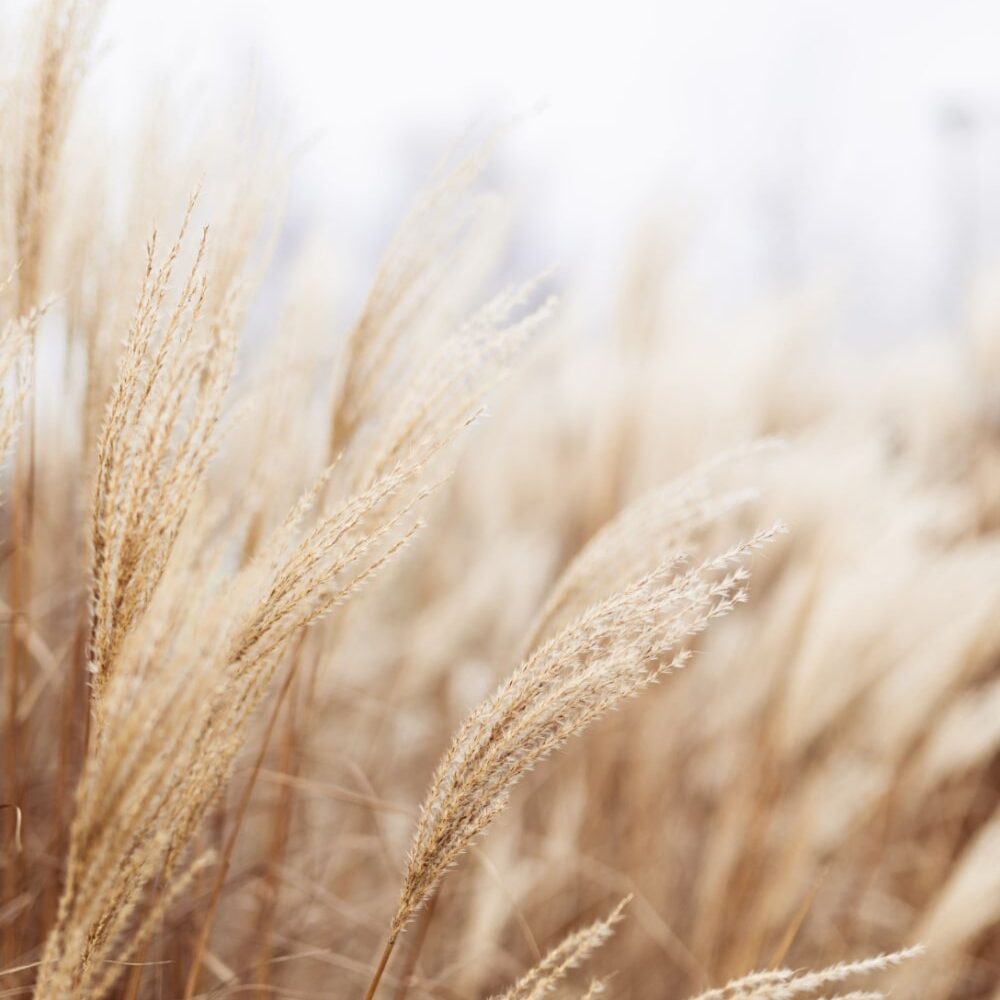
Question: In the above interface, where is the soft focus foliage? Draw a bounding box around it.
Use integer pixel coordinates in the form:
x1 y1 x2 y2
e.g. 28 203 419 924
0 3 996 1000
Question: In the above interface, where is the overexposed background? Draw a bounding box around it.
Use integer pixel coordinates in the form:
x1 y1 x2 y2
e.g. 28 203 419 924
99 0 1000 342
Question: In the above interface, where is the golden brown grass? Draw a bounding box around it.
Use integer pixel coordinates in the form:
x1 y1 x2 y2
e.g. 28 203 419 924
0 3 996 1000
490 897 629 1000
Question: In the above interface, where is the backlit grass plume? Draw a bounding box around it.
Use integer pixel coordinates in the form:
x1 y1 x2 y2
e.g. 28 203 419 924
88 204 240 719
0 3 996 1000
364 526 782 998
685 947 925 1000
0 305 43 465
490 897 629 1000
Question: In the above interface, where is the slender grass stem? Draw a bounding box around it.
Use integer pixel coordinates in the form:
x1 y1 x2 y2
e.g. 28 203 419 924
363 933 398 1000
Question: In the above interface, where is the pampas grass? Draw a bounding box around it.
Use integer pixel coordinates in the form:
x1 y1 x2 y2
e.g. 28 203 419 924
0 3 996 1000
684 947 925 1000
490 897 629 1000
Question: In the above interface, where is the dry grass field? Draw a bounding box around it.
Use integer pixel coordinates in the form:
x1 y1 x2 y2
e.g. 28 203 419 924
0 3 998 998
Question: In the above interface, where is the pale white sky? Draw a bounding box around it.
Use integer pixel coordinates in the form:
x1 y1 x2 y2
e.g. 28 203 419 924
98 0 1000 341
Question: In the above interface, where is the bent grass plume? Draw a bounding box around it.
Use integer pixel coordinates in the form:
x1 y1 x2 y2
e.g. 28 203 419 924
364 525 784 999
523 441 779 650
684 946 925 1000
490 896 630 1000
88 201 239 725
0 305 44 465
